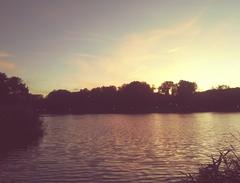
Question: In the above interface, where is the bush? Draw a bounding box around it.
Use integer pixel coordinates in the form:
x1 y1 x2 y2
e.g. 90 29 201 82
180 147 240 183
0 105 44 151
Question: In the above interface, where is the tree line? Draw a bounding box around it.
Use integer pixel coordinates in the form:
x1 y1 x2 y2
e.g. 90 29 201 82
43 80 240 114
1 72 240 114
0 72 43 150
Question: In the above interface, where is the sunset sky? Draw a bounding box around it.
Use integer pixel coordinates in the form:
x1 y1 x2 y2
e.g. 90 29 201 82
0 0 240 95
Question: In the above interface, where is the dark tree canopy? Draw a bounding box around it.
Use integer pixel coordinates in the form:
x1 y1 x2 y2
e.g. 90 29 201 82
216 85 230 90
46 90 72 113
0 72 43 151
41 79 240 113
159 81 175 95
176 80 197 96
1 72 240 114
0 72 29 104
119 81 153 96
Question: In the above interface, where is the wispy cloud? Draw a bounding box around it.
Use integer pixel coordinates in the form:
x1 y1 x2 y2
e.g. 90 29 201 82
66 17 201 88
0 51 16 71
0 60 16 70
73 53 100 59
0 51 13 58
64 13 240 90
64 31 118 42
167 47 182 54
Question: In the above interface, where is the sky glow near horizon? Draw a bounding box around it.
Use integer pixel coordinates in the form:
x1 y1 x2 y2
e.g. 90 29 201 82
0 0 240 95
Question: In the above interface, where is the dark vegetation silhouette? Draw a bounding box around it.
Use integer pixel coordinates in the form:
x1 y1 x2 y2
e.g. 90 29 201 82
180 145 240 183
0 72 43 152
40 80 240 114
2 70 240 117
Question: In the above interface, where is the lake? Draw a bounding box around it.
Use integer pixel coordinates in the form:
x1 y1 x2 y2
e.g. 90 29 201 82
1 113 240 183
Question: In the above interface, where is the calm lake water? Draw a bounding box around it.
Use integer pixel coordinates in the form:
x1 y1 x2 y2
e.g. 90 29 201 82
1 113 240 183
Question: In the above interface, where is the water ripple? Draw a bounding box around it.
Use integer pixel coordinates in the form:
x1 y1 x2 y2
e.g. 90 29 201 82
1 113 240 182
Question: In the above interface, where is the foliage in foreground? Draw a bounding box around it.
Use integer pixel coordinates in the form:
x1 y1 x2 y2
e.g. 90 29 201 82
181 147 240 183
0 106 44 150
0 72 44 151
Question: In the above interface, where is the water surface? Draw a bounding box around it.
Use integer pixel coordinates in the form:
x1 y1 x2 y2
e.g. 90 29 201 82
1 113 240 183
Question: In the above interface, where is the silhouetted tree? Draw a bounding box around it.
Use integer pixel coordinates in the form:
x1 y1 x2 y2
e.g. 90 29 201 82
0 72 29 104
46 90 72 113
195 87 240 112
0 72 8 100
119 81 153 95
158 81 175 95
217 85 230 90
176 80 197 96
71 88 90 113
172 80 198 111
20 76 240 114
118 81 154 112
0 72 43 151
89 86 117 113
7 76 29 99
